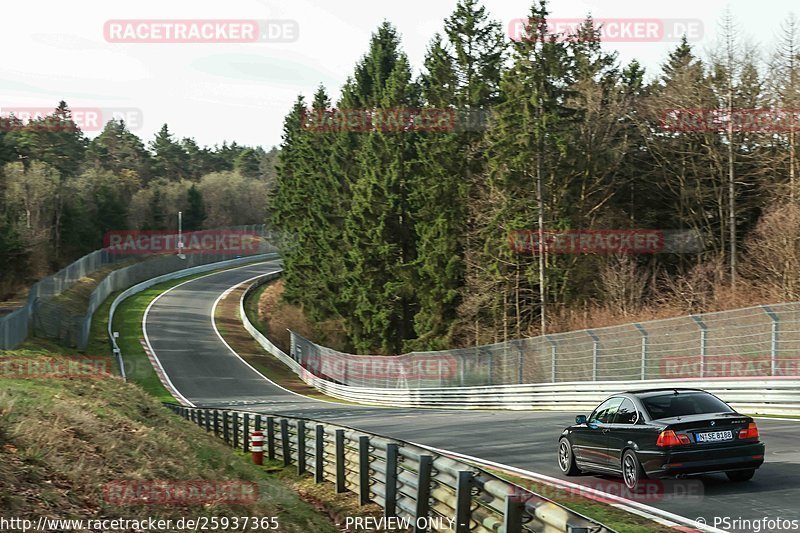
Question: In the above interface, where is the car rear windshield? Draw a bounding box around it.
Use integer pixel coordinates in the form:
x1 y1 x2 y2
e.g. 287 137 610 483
641 392 734 419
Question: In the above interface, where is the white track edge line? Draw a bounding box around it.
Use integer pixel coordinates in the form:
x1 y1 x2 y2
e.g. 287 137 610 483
210 273 363 407
141 262 276 407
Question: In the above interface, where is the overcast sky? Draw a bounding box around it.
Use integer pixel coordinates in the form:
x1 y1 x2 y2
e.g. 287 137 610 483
2 0 798 149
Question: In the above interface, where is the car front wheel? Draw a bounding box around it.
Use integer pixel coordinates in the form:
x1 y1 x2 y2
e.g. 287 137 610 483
622 449 646 491
726 469 755 482
558 437 581 476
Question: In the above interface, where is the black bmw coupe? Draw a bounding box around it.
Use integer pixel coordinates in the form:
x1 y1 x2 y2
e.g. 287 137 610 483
558 388 765 490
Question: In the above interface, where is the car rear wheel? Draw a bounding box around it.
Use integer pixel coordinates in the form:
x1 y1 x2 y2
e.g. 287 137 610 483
622 449 646 491
558 438 581 476
726 469 755 482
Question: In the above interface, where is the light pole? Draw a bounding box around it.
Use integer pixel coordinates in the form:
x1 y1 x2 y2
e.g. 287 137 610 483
177 211 185 259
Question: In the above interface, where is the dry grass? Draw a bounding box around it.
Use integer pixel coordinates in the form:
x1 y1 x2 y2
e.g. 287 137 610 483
0 351 339 531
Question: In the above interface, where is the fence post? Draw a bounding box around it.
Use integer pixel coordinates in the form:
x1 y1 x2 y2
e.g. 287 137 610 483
204 410 211 432
222 411 230 443
454 471 475 533
280 419 290 466
634 323 648 380
503 494 525 533
415 455 433 533
315 425 325 483
691 315 707 377
762 305 779 376
266 417 275 460
384 443 398 517
297 421 306 475
213 410 220 437
586 330 599 381
358 436 370 505
517 343 524 384
232 412 239 449
243 414 250 453
546 336 557 383
335 429 346 493
486 350 493 385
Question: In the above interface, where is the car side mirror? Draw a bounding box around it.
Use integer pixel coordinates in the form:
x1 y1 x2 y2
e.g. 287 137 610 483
576 415 587 425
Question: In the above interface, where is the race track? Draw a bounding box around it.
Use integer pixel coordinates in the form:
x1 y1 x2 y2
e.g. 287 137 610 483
143 261 800 532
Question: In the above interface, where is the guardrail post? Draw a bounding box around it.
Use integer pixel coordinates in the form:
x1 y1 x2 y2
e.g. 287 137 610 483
222 411 230 443
297 421 306 475
358 436 371 505
454 471 475 533
232 412 239 450
762 305 779 375
266 416 275 460
280 419 291 466
691 315 707 377
243 414 250 453
213 410 220 437
503 494 525 533
634 323 648 380
335 429 346 493
204 410 211 432
546 336 557 382
315 425 325 483
384 443 398 517
415 455 432 533
586 330 599 381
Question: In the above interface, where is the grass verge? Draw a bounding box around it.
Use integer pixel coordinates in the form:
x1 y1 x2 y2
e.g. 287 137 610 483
0 351 341 531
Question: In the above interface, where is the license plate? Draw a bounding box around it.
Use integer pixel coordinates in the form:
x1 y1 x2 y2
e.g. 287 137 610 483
695 430 733 443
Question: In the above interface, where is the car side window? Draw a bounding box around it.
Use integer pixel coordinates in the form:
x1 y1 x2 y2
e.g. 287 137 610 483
590 397 624 424
614 398 639 424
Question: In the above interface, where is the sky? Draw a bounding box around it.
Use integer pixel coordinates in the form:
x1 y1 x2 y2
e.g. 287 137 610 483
1 0 798 149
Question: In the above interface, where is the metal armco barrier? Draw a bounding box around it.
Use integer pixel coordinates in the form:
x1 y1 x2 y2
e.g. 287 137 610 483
241 274 800 416
163 403 609 533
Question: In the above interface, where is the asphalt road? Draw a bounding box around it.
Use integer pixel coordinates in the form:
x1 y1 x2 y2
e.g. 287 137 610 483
143 261 800 532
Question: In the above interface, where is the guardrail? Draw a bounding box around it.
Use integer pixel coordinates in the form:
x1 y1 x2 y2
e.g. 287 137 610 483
108 253 280 380
163 403 609 533
241 274 800 416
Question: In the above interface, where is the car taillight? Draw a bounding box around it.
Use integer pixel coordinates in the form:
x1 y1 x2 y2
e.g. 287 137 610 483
657 430 690 447
738 422 759 439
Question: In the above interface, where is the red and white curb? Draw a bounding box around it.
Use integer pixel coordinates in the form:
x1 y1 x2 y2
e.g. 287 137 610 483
139 338 185 403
